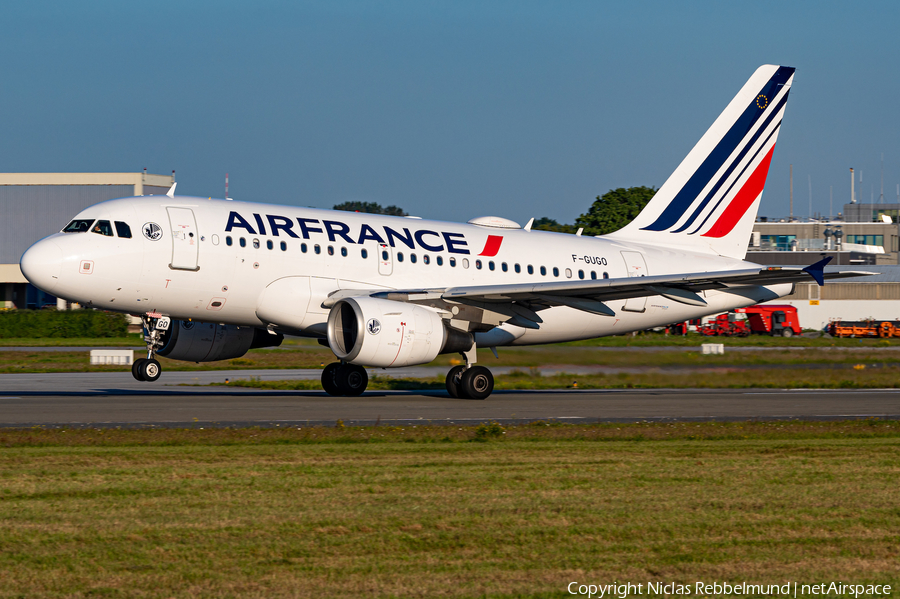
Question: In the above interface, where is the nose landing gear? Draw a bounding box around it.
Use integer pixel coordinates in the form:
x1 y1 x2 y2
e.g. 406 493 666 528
131 314 169 382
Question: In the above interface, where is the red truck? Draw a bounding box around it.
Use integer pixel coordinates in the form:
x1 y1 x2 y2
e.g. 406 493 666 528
733 305 802 337
666 305 802 337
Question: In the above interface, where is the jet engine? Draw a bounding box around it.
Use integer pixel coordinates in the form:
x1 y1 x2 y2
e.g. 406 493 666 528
157 320 283 362
327 297 472 368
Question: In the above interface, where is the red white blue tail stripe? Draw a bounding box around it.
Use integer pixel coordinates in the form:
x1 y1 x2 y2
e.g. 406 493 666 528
609 65 794 259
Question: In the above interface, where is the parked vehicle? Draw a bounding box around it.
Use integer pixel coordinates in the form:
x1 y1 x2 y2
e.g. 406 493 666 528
828 319 900 338
665 305 802 337
733 305 801 337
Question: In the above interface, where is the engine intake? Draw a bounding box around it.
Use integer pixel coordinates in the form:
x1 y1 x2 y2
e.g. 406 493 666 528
327 297 472 368
157 321 283 362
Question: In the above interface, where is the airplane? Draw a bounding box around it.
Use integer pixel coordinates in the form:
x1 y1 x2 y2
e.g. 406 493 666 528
19 65 869 399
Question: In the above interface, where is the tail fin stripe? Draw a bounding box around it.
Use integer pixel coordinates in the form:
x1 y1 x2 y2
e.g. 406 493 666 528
671 91 789 234
687 121 781 235
701 144 775 238
641 68 793 232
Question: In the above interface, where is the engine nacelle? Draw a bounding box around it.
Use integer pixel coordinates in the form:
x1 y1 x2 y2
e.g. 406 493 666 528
157 320 283 362
327 297 471 368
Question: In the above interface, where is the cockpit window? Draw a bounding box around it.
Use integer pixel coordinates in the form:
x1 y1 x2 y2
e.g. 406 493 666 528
114 221 132 238
63 219 94 233
91 220 114 237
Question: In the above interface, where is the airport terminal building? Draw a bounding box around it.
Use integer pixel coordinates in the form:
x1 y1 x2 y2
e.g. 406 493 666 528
0 172 174 308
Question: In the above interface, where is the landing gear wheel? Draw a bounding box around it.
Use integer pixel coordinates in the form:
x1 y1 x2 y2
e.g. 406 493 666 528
459 366 493 400
338 364 368 396
782 328 794 338
445 365 466 398
321 362 343 396
131 358 146 381
139 358 161 382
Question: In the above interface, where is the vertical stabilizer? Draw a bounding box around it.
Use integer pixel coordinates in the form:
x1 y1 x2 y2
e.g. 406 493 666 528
607 65 794 259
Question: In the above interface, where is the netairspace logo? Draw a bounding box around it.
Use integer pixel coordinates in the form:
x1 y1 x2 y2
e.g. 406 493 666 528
567 581 893 598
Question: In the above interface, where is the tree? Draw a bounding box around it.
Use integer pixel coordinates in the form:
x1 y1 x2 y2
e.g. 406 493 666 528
531 217 577 234
574 186 657 236
333 201 408 216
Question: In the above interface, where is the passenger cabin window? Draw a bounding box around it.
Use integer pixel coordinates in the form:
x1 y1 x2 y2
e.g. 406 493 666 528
314 244 321 254
527 265 534 275
252 238 260 249
239 237 247 247
266 240 273 250
92 220 114 237
603 272 610 279
514 264 520 273
341 247 348 257
280 241 287 251
114 222 132 238
226 236 233 246
423 255 430 265
410 253 417 264
436 256 443 266
361 249 368 259
553 267 560 277
63 219 94 233
540 266 547 276
462 258 470 269
449 257 456 267
301 243 308 253
475 260 482 270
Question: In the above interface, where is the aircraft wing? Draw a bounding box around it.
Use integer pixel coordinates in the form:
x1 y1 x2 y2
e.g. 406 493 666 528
329 258 874 329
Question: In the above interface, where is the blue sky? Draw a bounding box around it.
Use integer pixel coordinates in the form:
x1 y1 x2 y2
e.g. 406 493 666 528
2 1 899 223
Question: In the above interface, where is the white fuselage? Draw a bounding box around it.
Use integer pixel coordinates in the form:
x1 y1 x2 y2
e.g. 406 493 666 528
24 195 790 348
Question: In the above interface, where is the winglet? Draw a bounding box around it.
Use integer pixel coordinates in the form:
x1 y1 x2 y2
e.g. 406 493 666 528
524 218 534 231
166 182 177 198
802 256 832 286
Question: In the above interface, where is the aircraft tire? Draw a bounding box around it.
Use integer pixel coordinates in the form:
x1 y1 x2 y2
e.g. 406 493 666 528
445 365 466 398
338 364 368 396
321 362 343 396
131 358 146 381
460 366 493 400
140 358 162 382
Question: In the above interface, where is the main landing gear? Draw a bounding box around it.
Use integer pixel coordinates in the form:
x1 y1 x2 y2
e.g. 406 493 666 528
132 315 168 382
321 362 369 396
446 346 494 400
319 347 495 400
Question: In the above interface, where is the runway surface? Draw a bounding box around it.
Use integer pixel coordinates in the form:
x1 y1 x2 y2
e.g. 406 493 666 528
0 371 898 428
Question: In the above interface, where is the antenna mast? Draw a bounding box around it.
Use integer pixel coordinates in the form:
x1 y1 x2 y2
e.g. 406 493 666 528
225 173 229 199
789 164 793 221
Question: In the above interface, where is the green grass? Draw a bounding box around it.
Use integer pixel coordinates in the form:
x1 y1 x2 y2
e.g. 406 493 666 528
5 332 900 348
8 344 900 375
0 422 897 598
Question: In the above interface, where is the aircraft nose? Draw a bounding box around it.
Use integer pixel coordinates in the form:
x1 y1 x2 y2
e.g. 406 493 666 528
20 240 63 293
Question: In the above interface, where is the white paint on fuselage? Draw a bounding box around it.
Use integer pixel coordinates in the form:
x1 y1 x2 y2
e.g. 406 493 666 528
33 195 789 348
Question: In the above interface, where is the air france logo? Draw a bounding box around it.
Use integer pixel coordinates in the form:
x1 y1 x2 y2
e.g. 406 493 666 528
366 318 382 335
143 222 162 241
